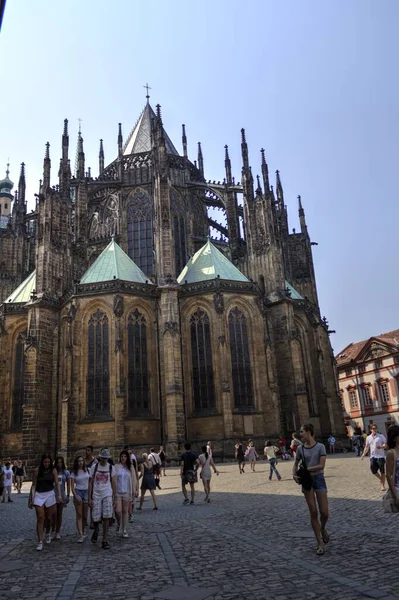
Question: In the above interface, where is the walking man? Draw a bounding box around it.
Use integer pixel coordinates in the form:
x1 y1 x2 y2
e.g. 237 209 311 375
327 435 336 454
180 443 200 505
361 424 387 491
88 448 116 550
149 448 162 490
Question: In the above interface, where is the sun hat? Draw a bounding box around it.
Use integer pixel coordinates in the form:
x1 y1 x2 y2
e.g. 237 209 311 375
98 448 111 459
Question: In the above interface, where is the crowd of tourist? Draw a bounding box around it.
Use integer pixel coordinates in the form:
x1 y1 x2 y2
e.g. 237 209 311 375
2 423 399 557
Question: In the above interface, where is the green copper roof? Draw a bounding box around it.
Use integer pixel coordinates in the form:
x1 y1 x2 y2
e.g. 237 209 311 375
5 270 36 304
80 239 152 285
177 240 249 284
285 280 304 300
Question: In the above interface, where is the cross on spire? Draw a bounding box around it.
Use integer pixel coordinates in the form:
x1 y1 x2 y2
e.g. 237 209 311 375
143 83 151 103
77 117 83 135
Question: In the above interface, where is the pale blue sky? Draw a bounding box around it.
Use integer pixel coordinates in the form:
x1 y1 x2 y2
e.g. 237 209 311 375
1 0 398 354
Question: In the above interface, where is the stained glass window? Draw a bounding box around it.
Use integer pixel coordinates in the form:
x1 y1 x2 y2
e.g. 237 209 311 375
127 309 150 416
12 332 25 428
127 190 153 275
174 214 186 276
190 309 215 411
229 308 254 409
87 310 110 417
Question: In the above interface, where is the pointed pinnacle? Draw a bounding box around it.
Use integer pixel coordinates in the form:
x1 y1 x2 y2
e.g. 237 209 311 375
156 104 162 121
256 174 261 189
118 123 122 137
261 148 266 164
241 128 246 143
63 119 68 136
99 139 104 157
20 162 25 177
224 144 230 160
182 124 186 138
45 142 50 159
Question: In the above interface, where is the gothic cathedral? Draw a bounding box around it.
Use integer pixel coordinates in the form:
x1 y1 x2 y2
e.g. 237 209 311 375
0 98 345 464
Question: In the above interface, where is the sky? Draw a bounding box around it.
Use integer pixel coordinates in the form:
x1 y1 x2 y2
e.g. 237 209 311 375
1 0 398 354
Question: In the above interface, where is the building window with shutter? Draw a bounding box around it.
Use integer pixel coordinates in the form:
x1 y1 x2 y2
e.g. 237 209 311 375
229 307 254 410
87 310 110 417
358 364 366 374
345 368 353 377
380 381 390 403
349 390 358 409
363 386 372 406
375 359 383 369
190 309 215 412
127 309 150 416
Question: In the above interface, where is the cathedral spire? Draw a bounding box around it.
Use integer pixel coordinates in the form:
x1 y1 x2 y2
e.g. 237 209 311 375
298 194 308 234
117 123 123 159
77 132 85 179
260 148 270 192
276 169 284 208
197 142 204 177
43 142 51 190
99 139 104 176
256 174 262 197
62 118 69 163
182 124 187 158
18 162 25 201
224 145 232 184
241 128 254 202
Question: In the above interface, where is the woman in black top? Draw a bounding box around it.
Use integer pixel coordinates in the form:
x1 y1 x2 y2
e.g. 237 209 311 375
159 445 166 477
29 454 62 551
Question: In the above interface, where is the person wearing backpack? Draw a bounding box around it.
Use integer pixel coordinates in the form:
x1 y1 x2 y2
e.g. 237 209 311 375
88 448 117 550
149 448 162 490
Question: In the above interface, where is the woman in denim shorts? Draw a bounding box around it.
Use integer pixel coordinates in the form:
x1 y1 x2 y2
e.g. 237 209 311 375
293 423 329 555
71 455 90 543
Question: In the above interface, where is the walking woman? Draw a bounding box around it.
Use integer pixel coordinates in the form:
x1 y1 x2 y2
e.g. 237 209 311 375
235 440 245 474
385 424 399 511
138 453 158 510
3 462 14 502
52 456 71 540
264 441 282 481
245 440 258 472
159 445 166 477
70 455 90 542
198 445 219 502
114 450 136 537
28 454 62 551
293 423 329 556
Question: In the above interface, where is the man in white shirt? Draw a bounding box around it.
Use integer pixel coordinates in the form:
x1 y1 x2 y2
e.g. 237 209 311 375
149 448 162 490
88 448 116 549
361 425 387 491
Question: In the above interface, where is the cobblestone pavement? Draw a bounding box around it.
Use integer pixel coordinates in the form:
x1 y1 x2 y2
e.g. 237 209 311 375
1 454 399 600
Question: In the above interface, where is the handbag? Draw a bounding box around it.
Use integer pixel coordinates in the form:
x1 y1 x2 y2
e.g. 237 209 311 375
295 447 312 491
382 489 399 513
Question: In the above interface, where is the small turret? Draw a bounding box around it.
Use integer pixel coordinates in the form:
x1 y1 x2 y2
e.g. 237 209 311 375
18 162 26 202
276 170 284 209
197 142 204 177
43 142 51 190
99 139 104 176
118 123 123 159
77 133 85 180
224 145 232 184
255 174 262 197
182 124 188 158
260 148 270 192
298 195 308 234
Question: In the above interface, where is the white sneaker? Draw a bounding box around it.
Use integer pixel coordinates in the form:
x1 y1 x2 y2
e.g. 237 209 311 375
56 533 61 540
46 534 52 544
77 535 84 543
122 531 129 538
36 542 43 551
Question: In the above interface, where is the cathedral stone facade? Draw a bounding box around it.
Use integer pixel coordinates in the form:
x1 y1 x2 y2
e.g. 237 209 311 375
0 99 345 465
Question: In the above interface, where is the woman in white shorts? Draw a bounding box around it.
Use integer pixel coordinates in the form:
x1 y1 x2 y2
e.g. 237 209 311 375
198 445 219 502
28 454 62 551
114 450 136 538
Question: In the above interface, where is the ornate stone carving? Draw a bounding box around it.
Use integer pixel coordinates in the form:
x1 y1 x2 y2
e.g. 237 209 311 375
113 295 124 318
218 335 226 346
164 321 179 336
213 291 224 314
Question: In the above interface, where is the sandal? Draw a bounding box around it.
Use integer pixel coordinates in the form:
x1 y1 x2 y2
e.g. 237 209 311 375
321 528 330 544
102 540 110 550
316 545 325 556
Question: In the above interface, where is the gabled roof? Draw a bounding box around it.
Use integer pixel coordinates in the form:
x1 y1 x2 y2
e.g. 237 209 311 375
4 270 36 304
285 281 303 300
80 239 152 285
177 240 249 284
123 102 179 156
336 329 399 366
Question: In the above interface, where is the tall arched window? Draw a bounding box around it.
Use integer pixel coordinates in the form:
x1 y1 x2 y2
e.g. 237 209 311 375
12 332 26 428
174 214 186 276
127 190 153 275
87 310 110 417
229 308 254 409
127 309 150 416
190 309 215 411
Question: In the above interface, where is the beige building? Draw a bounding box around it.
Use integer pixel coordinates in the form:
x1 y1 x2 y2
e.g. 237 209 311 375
336 329 399 435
